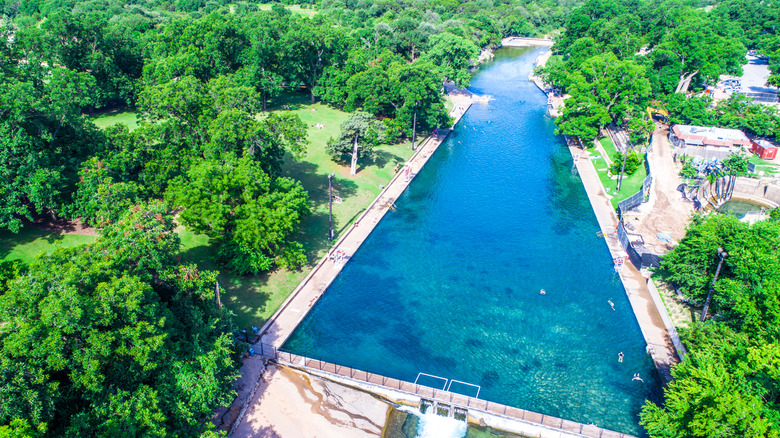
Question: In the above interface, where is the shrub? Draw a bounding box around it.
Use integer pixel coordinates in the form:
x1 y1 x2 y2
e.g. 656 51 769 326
610 150 643 176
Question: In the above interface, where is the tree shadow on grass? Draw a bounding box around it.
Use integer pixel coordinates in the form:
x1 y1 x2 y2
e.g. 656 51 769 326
220 271 275 331
178 237 274 331
357 148 407 174
285 160 359 208
0 226 69 263
264 90 313 112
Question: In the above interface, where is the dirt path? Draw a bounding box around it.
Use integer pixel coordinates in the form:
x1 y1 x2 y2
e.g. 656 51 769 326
622 126 694 254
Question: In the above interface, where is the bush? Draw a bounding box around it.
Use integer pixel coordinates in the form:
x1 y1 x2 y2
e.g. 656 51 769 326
722 152 750 176
610 150 643 176
680 159 698 179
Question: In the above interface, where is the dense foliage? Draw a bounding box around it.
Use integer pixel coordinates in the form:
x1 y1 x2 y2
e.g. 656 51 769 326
642 215 780 437
0 202 239 437
539 0 780 142
1 0 584 434
1 0 581 274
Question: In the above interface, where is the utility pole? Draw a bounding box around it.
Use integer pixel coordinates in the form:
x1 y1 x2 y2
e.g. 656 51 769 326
328 173 335 241
700 247 727 322
617 144 628 192
411 100 418 150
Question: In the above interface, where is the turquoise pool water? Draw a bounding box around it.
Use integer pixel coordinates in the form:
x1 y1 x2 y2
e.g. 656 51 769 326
284 47 661 435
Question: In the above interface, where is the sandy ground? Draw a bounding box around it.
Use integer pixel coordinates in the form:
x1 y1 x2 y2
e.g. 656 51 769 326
231 365 389 438
622 125 694 255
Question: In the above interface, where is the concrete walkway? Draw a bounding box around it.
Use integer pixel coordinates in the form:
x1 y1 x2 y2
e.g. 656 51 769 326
567 141 679 382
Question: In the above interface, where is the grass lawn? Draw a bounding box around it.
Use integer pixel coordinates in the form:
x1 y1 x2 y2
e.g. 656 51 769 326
0 227 96 265
255 3 318 16
599 136 616 160
91 90 417 331
747 154 778 175
590 137 648 210
89 108 140 131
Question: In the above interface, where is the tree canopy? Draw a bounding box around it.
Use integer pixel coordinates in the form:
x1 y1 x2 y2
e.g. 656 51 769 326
642 215 780 437
0 202 239 437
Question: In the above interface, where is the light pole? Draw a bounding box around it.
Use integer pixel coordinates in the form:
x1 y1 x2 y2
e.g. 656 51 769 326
700 247 727 322
616 143 629 192
328 173 335 241
411 100 418 151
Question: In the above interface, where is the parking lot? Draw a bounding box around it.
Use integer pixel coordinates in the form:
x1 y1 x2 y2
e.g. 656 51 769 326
713 54 779 106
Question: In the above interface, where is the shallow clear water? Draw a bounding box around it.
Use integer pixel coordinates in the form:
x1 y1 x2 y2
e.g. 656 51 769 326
718 199 764 219
284 47 661 435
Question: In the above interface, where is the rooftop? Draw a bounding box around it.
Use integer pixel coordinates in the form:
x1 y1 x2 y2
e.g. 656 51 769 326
672 125 751 148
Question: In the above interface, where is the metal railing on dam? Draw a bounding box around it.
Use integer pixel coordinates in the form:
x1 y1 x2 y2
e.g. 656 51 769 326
255 343 638 438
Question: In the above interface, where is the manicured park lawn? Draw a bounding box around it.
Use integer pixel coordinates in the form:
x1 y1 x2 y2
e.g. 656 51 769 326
4 91 419 331
591 137 648 210
0 227 96 265
89 108 140 131
84 91 416 331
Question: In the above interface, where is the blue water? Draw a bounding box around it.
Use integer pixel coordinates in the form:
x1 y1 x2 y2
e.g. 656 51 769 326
284 47 661 435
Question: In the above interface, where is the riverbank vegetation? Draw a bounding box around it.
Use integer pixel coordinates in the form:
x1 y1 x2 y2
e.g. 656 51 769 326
0 0 581 435
538 0 780 143
642 214 780 436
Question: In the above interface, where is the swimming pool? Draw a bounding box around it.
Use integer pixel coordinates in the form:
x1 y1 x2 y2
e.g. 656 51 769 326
283 47 661 435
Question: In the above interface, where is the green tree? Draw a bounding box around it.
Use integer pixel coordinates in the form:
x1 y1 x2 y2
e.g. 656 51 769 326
68 156 141 227
0 202 239 436
722 152 750 176
422 33 479 88
326 112 385 175
142 13 248 85
0 54 103 232
557 54 651 141
641 324 780 437
280 18 350 104
386 60 449 139
610 150 643 176
166 158 310 275
652 15 746 93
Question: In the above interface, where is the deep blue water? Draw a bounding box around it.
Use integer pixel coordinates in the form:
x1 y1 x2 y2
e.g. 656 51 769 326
284 47 661 435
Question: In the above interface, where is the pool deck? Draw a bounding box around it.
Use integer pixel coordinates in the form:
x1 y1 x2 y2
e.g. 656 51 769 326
565 138 678 382
530 48 680 381
228 68 656 438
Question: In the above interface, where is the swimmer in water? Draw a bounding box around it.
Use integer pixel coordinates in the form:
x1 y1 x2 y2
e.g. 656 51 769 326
608 300 615 310
632 373 644 382
618 352 624 363
540 289 546 295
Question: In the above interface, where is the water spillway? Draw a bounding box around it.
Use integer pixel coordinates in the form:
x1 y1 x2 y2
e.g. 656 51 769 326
283 47 661 435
